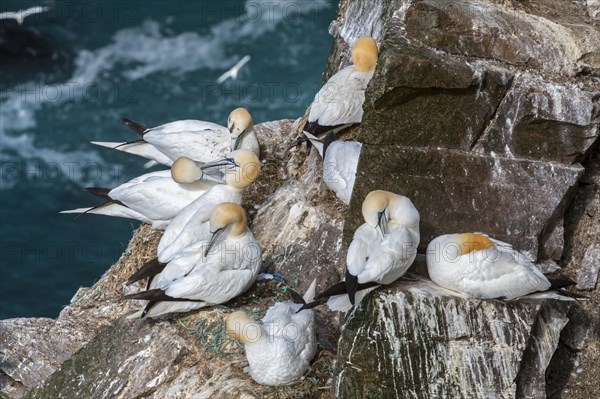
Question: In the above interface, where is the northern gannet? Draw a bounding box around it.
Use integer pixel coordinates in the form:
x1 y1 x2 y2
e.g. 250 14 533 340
59 158 223 229
305 190 420 312
304 131 361 205
0 5 52 25
216 55 251 84
293 36 378 155
125 150 261 286
226 280 317 386
92 108 260 165
125 203 262 318
426 233 577 300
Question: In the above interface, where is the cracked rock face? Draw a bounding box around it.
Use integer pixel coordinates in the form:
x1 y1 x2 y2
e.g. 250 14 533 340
1 1 598 399
333 278 572 399
330 0 599 398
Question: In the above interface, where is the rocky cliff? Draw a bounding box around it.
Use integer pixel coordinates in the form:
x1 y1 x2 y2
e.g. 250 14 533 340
1 1 598 398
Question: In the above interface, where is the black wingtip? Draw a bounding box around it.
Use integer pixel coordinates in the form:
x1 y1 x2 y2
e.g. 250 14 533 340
124 288 169 301
121 118 149 137
345 270 359 306
314 281 347 300
296 298 326 313
141 301 156 318
548 277 577 291
115 139 146 149
321 130 337 159
83 187 111 200
556 289 589 300
289 289 305 305
126 258 166 286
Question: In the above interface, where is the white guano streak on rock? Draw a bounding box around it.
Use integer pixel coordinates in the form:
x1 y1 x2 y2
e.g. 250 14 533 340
359 281 544 398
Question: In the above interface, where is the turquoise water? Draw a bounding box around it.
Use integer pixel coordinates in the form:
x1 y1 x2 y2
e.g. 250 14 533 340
0 0 336 318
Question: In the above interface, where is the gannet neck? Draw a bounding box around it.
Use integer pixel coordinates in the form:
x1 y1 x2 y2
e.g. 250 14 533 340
226 311 266 344
232 124 257 152
351 36 378 73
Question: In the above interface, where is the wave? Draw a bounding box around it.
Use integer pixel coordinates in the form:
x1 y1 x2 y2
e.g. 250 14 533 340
0 0 330 189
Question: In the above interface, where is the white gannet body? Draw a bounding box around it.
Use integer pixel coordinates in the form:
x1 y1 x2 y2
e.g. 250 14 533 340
156 150 261 263
60 168 213 230
323 190 420 312
316 138 362 205
226 280 318 386
126 203 262 318
303 37 378 135
92 108 259 165
426 233 554 300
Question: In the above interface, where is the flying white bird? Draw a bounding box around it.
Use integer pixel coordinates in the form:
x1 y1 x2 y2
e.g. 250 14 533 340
426 233 578 300
0 5 52 25
216 55 251 84
292 36 378 155
92 108 260 166
124 150 261 286
302 190 420 312
125 203 262 318
59 159 223 229
226 279 317 386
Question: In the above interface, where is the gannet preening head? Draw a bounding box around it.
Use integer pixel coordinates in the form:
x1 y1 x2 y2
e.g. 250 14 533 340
170 150 260 188
226 311 264 344
228 108 254 150
456 233 495 257
424 233 580 300
362 190 391 236
171 157 203 184
205 203 248 256
351 36 378 73
362 190 419 238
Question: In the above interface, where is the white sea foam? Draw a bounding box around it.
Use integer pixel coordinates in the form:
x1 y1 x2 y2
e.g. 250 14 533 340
0 0 330 189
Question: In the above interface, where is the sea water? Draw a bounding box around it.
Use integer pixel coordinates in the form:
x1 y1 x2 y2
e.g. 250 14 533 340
0 0 337 318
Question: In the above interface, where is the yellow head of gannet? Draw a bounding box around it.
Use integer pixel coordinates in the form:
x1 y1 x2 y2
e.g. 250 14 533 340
226 311 264 344
228 108 254 150
171 156 203 183
362 190 419 237
170 150 260 189
351 36 378 73
205 203 249 255
456 233 495 256
226 149 261 189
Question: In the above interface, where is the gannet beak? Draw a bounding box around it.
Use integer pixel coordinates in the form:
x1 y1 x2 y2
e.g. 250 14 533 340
232 129 249 151
377 210 388 238
199 158 237 183
205 228 226 257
